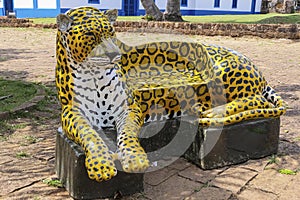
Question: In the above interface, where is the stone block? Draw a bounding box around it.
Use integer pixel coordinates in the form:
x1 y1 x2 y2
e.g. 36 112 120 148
184 118 280 169
55 130 144 200
55 117 280 199
139 117 198 162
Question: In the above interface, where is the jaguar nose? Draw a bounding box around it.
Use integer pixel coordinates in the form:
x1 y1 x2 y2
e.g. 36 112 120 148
88 37 121 64
105 52 121 63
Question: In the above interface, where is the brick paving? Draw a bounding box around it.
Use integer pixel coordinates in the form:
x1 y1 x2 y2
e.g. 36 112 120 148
0 28 299 200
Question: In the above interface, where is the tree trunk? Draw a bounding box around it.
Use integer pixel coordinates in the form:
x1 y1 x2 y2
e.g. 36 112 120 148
140 0 163 21
164 0 184 21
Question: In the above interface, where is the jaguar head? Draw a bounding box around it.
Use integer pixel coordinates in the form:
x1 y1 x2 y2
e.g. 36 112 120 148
56 6 121 64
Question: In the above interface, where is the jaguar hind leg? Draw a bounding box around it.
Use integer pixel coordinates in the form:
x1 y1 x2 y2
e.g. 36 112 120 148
198 94 286 127
201 95 274 118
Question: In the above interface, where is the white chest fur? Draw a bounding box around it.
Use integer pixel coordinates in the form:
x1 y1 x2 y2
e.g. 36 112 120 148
73 62 126 129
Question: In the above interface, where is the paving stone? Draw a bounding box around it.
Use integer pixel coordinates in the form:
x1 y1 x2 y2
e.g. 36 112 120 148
167 157 192 171
3 180 72 200
144 166 178 186
210 167 258 194
0 155 15 165
0 158 53 195
275 155 300 171
179 164 224 184
248 169 294 195
185 186 233 200
278 173 300 200
237 188 278 200
238 159 269 172
145 175 203 200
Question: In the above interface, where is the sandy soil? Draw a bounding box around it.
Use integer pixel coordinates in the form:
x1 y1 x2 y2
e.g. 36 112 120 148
0 27 299 199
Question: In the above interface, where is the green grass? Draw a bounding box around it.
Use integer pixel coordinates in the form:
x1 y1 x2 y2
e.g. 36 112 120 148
24 135 40 144
182 13 300 24
29 18 56 24
268 154 279 164
42 178 63 188
30 13 300 24
0 120 26 136
16 151 30 158
278 169 297 175
0 79 37 112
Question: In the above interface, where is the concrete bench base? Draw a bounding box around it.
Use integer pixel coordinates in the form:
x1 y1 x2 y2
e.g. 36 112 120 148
55 117 280 199
184 118 280 169
55 130 144 200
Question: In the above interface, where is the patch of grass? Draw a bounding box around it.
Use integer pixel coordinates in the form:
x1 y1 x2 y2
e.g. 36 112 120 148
0 134 8 141
24 135 40 144
13 123 27 129
268 154 279 164
278 168 297 175
0 120 14 135
0 119 28 135
183 13 300 24
36 88 57 111
294 137 300 141
258 14 300 24
16 151 30 158
30 13 300 24
0 79 37 112
0 56 8 62
29 18 56 24
42 178 63 188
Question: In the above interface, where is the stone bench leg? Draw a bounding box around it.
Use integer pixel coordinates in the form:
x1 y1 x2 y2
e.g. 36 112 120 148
184 118 280 169
55 130 144 200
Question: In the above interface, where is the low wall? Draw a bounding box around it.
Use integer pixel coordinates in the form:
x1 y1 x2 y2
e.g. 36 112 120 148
0 17 299 39
114 21 300 39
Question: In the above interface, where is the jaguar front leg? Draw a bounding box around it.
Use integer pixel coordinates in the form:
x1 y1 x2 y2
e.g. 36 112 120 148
62 105 117 182
115 103 150 173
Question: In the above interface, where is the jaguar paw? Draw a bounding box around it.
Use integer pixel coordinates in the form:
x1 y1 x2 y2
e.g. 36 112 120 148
201 105 227 118
119 149 149 173
85 154 117 182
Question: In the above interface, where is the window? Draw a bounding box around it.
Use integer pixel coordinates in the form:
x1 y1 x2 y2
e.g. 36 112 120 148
232 0 238 8
88 0 100 4
181 0 188 7
214 0 220 8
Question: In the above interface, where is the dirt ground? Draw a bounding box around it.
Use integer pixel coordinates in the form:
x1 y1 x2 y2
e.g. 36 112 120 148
0 27 299 200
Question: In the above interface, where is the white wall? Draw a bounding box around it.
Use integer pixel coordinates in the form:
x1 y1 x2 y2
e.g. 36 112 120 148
195 0 254 11
38 0 57 9
0 0 3 9
96 0 122 9
255 0 262 12
220 0 235 10
14 0 34 8
236 0 252 11
180 0 196 10
62 0 262 13
195 0 214 10
61 0 122 10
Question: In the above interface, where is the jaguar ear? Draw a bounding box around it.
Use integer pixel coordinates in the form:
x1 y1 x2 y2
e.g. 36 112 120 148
56 14 73 32
103 9 118 25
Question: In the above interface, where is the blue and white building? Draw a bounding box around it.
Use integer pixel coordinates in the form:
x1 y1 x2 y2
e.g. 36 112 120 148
0 0 262 18
0 0 60 18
